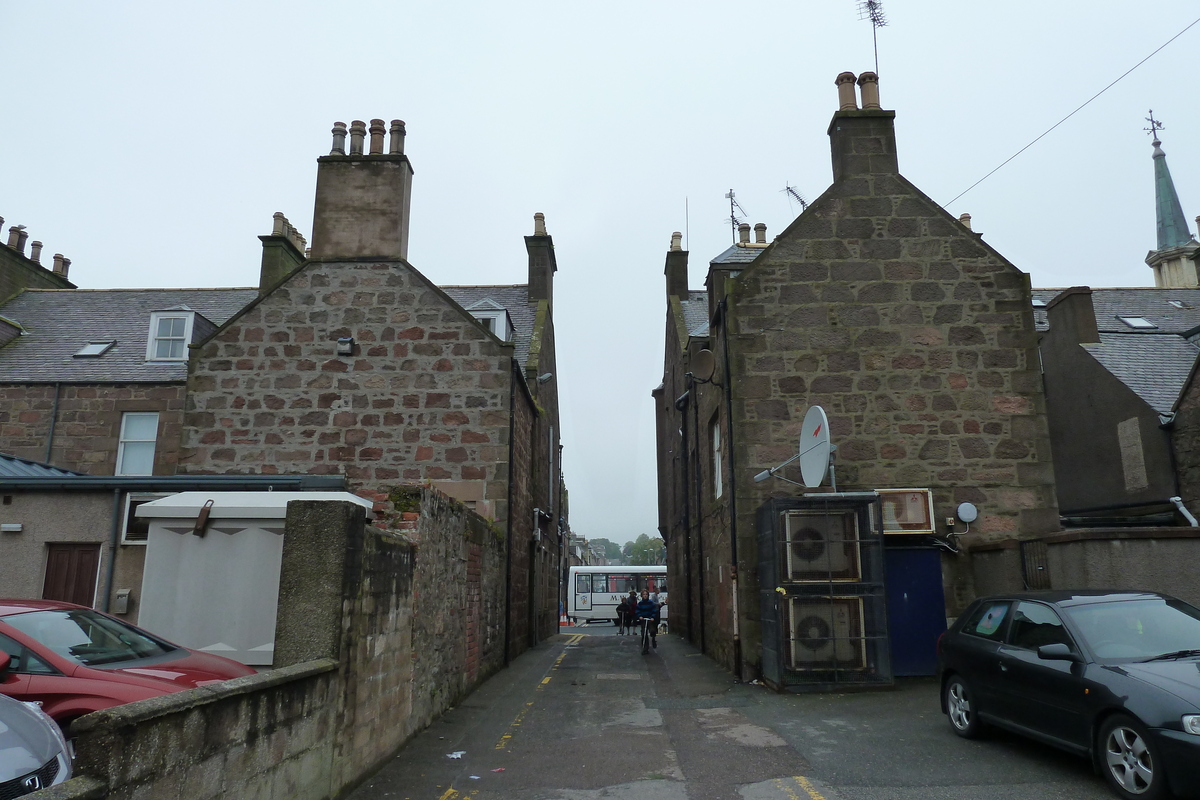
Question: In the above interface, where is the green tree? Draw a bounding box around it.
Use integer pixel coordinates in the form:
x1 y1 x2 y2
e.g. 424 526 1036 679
589 538 623 562
628 534 665 566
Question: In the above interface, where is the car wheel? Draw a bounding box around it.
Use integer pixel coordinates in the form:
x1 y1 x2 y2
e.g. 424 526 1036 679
1100 715 1166 800
944 675 982 738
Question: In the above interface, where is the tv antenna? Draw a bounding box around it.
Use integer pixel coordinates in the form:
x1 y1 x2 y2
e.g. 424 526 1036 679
725 189 747 243
782 184 809 214
857 0 888 75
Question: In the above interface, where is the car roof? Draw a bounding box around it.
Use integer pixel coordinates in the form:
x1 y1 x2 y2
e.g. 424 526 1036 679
974 590 1179 608
0 598 86 617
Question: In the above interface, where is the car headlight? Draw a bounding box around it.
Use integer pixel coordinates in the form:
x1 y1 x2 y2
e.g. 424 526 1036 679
1184 714 1200 735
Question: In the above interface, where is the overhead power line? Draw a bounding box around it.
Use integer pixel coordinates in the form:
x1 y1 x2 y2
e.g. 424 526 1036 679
949 15 1200 206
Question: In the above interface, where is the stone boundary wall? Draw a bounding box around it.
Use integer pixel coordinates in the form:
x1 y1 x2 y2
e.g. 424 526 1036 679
35 491 511 800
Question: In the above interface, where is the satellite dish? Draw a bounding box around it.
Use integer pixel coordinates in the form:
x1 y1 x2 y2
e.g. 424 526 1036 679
956 502 978 523
692 349 716 382
799 405 831 488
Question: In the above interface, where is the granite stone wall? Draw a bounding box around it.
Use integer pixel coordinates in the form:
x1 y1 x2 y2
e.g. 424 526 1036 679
0 383 184 474
179 258 515 526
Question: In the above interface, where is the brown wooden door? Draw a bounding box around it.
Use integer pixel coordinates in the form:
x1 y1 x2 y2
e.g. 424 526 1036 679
42 543 101 607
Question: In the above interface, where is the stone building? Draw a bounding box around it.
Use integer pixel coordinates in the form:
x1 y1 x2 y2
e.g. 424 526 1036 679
654 73 1060 681
178 120 564 656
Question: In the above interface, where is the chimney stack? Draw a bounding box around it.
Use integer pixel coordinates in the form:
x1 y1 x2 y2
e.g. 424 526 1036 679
310 116 415 261
525 212 557 309
828 71 898 182
664 231 689 300
51 254 70 278
259 212 308 292
1045 286 1100 344
958 213 973 231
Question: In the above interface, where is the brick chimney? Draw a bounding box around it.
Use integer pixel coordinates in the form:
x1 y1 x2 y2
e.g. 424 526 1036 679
664 231 688 299
310 119 414 261
1045 286 1100 344
259 212 308 292
828 71 898 182
525 212 557 309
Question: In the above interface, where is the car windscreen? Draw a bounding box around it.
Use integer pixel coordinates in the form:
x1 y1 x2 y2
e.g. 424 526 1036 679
5 609 176 667
1065 597 1200 662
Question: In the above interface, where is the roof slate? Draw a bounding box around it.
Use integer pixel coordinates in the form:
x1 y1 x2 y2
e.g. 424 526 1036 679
1081 332 1200 414
1033 287 1200 333
0 288 259 382
441 285 537 365
710 243 766 266
680 290 710 337
0 452 84 477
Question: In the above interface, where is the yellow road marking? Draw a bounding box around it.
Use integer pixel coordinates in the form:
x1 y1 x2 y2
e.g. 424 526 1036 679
774 777 827 800
438 789 457 800
494 638 579 750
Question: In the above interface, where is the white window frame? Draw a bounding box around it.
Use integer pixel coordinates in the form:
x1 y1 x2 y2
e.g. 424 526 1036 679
146 311 195 361
116 412 160 476
711 415 723 499
1116 316 1157 330
120 492 171 544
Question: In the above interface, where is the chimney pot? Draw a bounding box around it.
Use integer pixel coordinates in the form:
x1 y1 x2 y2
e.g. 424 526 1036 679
738 223 751 244
670 231 682 252
15 228 28 255
349 120 367 156
6 226 23 250
52 254 65 274
533 212 547 236
836 72 859 111
369 119 386 154
29 241 42 263
272 211 286 237
958 213 972 231
61 257 71 278
754 222 767 244
389 120 406 155
330 122 348 156
857 71 880 110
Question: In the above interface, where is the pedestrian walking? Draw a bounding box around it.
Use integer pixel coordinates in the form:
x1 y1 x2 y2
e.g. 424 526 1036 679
615 595 633 635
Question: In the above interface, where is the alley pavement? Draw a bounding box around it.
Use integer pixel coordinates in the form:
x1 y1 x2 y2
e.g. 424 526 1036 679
348 624 1116 800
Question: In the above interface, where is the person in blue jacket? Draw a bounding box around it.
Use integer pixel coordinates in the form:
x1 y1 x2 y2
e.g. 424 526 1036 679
635 589 660 649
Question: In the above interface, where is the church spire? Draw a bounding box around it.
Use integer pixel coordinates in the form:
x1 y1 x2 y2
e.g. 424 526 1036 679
1144 111 1199 288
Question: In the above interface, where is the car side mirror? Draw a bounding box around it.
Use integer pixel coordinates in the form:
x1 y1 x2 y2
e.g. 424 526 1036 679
0 652 10 675
1037 643 1081 662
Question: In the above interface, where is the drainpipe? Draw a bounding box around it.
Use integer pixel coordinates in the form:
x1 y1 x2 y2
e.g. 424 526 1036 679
504 362 518 666
718 297 742 679
1160 414 1196 526
101 488 121 612
689 378 707 654
44 382 61 463
1170 497 1198 527
675 388 694 645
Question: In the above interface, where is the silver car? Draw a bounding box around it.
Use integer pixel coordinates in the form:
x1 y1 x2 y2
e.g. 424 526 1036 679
0 692 71 796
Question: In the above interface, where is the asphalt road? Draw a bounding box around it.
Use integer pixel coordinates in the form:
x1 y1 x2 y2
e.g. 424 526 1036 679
347 623 1117 800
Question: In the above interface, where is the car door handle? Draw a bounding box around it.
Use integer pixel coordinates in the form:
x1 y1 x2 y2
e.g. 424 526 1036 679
999 663 1008 672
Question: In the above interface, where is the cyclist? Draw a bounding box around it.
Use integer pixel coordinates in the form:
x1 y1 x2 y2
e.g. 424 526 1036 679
635 589 660 650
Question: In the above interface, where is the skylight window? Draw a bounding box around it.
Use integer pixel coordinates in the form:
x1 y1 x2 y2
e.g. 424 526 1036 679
75 341 115 357
1168 300 1191 310
1031 299 1047 308
1117 316 1157 330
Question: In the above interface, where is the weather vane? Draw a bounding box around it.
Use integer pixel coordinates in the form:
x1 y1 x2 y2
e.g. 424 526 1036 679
1144 109 1165 140
857 0 888 74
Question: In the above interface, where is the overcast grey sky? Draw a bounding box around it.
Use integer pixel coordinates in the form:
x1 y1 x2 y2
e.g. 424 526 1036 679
2 2 1198 546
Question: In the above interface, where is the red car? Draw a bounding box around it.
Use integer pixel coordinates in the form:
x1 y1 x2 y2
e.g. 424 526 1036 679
0 599 255 729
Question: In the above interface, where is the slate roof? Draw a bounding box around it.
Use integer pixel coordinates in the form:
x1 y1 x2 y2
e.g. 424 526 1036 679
1081 333 1200 415
441 285 537 365
680 290 710 337
1032 287 1200 334
0 288 258 382
710 243 767 266
0 453 84 477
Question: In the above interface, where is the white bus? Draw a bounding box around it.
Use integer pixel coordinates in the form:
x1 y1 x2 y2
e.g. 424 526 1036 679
567 565 667 625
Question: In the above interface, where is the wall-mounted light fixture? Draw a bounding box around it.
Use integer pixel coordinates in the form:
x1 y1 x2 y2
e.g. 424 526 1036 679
337 337 355 356
0 523 23 533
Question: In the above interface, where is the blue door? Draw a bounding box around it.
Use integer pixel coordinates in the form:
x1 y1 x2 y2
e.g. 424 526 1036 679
884 547 947 676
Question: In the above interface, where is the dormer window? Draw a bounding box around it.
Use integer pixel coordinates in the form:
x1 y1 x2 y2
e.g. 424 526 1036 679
146 311 195 360
465 299 513 341
1117 316 1157 330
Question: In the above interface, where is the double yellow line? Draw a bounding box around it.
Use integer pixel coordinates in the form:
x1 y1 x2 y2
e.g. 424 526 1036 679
494 633 582 750
774 776 829 800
